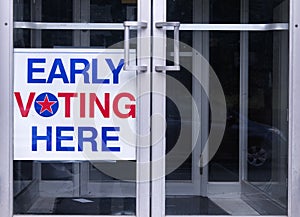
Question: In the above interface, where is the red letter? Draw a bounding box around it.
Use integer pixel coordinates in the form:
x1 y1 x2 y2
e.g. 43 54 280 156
58 93 78 118
80 93 86 118
89 93 110 118
113 92 136 118
14 92 36 117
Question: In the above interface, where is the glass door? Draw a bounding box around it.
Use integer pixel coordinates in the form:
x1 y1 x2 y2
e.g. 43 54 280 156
13 0 151 216
152 0 289 216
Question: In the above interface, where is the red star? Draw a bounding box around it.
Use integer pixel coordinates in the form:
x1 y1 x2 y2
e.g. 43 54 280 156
36 95 57 114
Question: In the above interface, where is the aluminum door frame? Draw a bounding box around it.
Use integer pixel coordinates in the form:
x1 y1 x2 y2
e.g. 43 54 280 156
288 0 300 216
0 0 13 215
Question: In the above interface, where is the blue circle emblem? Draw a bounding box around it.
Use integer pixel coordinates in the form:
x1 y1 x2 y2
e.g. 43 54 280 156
34 92 59 117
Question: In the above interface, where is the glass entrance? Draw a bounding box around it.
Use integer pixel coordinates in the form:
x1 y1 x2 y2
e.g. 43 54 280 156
12 0 289 216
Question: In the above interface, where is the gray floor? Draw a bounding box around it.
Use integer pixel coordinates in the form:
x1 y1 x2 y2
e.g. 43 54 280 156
28 197 56 214
27 196 259 215
211 198 259 215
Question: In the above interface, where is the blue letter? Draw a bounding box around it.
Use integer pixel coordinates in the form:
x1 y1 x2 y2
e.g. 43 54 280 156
78 127 98 152
32 126 52 151
92 59 109 84
56 126 74 151
28 58 46 83
47 59 69 83
105 59 124 84
70 59 90 84
102 127 120 152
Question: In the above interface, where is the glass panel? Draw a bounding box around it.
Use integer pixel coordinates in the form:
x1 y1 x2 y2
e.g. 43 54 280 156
167 0 240 24
13 0 137 23
13 0 137 215
165 31 240 183
42 0 73 22
249 0 289 23
208 32 240 182
209 0 240 24
165 30 288 215
41 163 73 180
245 31 289 214
14 29 30 48
165 0 289 215
13 0 31 22
165 31 241 215
14 29 125 48
167 0 289 24
41 30 73 48
14 161 33 181
90 0 137 22
165 31 193 182
90 31 124 48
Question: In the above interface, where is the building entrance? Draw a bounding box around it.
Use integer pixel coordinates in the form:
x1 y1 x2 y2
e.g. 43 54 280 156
10 0 290 216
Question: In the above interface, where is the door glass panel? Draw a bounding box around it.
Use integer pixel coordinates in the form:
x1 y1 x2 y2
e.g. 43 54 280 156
249 0 289 23
167 0 240 23
41 30 73 47
165 31 241 215
208 32 240 182
165 31 193 182
164 0 289 215
42 0 73 22
14 29 30 48
167 0 289 24
13 0 31 21
14 30 126 48
165 30 288 216
165 31 240 183
245 31 289 214
90 0 137 22
90 31 124 48
13 0 138 215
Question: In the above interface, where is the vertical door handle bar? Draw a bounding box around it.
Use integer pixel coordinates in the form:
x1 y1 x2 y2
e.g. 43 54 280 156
123 21 148 72
155 22 181 72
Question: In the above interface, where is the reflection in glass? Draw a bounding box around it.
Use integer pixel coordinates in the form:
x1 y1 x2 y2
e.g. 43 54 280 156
249 0 289 23
164 17 288 217
165 31 241 215
167 0 240 24
14 0 137 23
245 31 289 214
91 0 137 22
165 30 288 215
167 0 288 24
165 0 289 215
42 0 73 22
90 31 124 48
208 32 240 182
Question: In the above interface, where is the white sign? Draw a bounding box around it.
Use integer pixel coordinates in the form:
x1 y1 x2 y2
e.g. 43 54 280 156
14 49 136 160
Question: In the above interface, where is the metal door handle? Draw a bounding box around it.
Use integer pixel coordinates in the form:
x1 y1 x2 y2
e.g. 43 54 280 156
155 22 180 72
199 154 203 175
123 21 148 72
